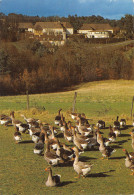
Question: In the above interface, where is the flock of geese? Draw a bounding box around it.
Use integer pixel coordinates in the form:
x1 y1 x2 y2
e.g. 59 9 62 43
1 109 134 187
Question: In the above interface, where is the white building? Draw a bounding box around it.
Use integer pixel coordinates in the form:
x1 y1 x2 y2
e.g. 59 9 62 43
78 23 114 38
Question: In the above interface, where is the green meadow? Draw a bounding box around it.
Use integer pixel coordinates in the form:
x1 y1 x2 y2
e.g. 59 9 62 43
1 80 134 194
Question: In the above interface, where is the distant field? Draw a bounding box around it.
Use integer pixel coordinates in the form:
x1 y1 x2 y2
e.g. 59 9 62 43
1 80 134 194
0 79 134 120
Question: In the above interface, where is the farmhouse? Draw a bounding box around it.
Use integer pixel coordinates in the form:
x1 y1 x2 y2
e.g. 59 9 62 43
18 22 34 32
33 21 73 36
78 23 114 38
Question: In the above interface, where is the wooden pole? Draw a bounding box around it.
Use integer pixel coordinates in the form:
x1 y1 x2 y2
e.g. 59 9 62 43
131 96 134 120
26 90 29 110
72 92 77 113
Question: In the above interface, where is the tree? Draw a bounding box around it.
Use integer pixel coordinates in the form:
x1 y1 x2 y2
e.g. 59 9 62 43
124 14 134 39
0 50 9 74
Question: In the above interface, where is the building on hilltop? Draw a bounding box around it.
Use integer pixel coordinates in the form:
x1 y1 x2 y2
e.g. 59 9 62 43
33 21 73 36
17 21 74 45
77 23 114 38
18 22 34 32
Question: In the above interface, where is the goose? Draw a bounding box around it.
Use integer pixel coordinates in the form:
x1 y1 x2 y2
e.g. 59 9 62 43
11 111 28 133
28 126 41 137
96 129 103 145
77 118 91 136
45 166 61 187
76 120 92 132
58 114 65 128
123 149 134 175
71 113 89 125
96 120 105 129
54 109 62 125
17 123 29 133
59 121 66 132
87 132 98 149
14 126 22 144
72 127 88 150
44 131 59 151
44 140 61 166
49 138 60 151
99 138 116 160
10 111 22 128
108 125 116 142
113 116 120 129
96 131 110 146
40 122 50 135
62 143 83 156
32 131 41 143
63 125 73 142
78 113 90 126
34 132 45 154
120 119 126 128
113 127 121 137
0 114 12 126
75 131 90 142
48 126 57 139
56 141 74 162
70 112 80 120
28 120 40 129
61 143 75 155
72 146 93 178
20 114 38 124
129 152 134 160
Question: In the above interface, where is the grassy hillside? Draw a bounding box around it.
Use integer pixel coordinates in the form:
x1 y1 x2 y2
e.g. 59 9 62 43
1 80 134 194
0 79 134 120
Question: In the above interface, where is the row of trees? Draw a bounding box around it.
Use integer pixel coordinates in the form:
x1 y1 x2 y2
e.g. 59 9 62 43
0 39 133 95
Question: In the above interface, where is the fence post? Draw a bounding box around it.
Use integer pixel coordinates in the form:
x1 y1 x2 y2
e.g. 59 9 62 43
131 96 134 120
26 90 29 110
72 92 77 113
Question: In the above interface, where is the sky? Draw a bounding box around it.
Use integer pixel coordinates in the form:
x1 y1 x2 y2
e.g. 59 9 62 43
0 0 133 19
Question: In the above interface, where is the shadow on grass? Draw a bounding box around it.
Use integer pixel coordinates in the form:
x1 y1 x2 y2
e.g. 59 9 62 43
19 140 34 144
5 124 13 127
80 156 97 162
119 134 131 137
119 125 130 131
102 127 109 130
126 125 133 128
57 181 76 187
87 170 115 178
58 161 74 167
111 145 122 149
110 156 125 160
86 147 99 152
57 133 64 138
115 140 128 145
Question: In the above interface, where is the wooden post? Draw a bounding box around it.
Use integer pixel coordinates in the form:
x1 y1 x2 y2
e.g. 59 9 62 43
26 90 29 110
72 92 77 113
131 96 134 120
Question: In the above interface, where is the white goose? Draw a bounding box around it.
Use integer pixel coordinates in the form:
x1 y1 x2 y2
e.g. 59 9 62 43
72 146 93 178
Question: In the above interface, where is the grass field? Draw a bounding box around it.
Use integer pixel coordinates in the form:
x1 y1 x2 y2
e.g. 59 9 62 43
1 80 134 194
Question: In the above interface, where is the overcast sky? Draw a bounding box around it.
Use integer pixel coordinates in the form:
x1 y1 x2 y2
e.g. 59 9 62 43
0 0 133 19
